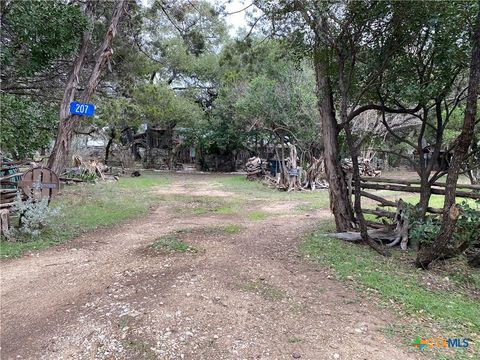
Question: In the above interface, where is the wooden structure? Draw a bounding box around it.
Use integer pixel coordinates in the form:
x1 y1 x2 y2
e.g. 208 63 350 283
1 167 60 208
1 160 23 207
0 164 60 239
331 175 480 249
19 168 60 202
360 177 480 221
353 177 480 247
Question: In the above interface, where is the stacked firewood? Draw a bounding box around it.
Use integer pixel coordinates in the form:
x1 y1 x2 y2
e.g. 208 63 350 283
1 159 38 207
341 157 381 177
245 157 265 180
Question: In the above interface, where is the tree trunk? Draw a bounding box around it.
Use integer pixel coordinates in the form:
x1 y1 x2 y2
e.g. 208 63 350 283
466 135 479 185
105 127 116 163
48 0 127 174
416 8 480 269
47 2 96 174
417 176 432 220
0 209 11 240
313 43 354 231
338 57 389 255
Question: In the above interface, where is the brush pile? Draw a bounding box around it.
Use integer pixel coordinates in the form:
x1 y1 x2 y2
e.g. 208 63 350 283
61 155 114 183
302 157 329 190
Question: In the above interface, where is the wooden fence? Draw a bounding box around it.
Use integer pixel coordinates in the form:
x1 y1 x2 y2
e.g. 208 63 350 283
357 176 480 225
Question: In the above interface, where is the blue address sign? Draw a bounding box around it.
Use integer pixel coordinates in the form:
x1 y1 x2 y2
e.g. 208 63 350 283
69 101 95 117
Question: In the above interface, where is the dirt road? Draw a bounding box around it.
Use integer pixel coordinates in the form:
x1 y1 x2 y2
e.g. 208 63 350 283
1 174 422 359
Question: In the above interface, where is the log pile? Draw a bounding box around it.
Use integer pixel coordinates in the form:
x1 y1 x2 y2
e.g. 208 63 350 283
341 157 381 177
245 157 265 180
0 189 22 208
261 145 303 191
1 159 35 208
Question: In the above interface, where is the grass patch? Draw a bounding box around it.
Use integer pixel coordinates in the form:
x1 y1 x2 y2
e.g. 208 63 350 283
247 211 267 221
122 338 157 359
220 176 267 194
243 280 285 300
177 225 240 236
174 196 239 216
290 302 306 315
117 173 171 189
448 272 480 291
300 224 480 358
215 206 236 214
151 233 195 253
223 224 242 234
219 176 330 209
401 194 477 209
0 174 170 258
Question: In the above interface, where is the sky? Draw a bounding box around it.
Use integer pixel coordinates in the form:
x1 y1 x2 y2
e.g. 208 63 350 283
219 0 251 36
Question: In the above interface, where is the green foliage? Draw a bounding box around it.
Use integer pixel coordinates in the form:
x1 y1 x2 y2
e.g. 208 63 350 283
95 96 140 130
1 0 88 77
235 62 318 145
131 83 202 128
409 200 480 247
456 200 480 247
409 216 441 246
145 0 226 57
0 94 57 159
187 40 320 158
7 195 61 240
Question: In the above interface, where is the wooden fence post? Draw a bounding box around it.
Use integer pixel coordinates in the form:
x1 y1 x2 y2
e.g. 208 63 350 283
0 209 10 239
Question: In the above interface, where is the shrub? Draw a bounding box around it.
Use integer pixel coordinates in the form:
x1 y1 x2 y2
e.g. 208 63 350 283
409 200 480 248
9 194 61 239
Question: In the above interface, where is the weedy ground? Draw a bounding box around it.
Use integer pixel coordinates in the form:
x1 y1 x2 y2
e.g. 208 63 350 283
1 172 478 359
